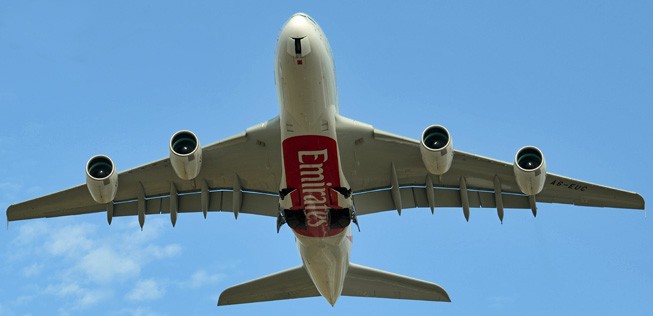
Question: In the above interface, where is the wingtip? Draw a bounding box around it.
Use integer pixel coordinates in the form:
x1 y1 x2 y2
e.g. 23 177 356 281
636 193 645 210
216 289 233 306
6 204 15 222
435 285 452 302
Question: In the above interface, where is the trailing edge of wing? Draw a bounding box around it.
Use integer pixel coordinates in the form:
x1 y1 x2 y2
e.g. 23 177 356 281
353 186 531 215
353 184 644 216
6 188 278 221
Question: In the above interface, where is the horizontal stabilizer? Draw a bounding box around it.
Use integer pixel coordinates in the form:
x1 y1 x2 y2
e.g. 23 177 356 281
218 263 450 306
217 266 319 306
343 263 451 302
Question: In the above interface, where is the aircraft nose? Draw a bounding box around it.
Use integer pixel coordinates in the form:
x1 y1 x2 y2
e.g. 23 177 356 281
284 13 314 38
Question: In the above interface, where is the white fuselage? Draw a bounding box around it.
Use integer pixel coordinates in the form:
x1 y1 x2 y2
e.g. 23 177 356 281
275 13 353 305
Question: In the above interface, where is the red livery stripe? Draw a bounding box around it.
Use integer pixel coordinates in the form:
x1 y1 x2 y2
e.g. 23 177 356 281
282 135 344 237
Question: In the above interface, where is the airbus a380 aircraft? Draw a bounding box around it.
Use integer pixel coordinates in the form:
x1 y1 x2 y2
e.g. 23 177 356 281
7 13 645 306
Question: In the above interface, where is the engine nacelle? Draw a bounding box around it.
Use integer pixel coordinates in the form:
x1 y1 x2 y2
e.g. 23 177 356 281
420 125 454 175
169 130 202 180
86 155 118 204
513 146 547 195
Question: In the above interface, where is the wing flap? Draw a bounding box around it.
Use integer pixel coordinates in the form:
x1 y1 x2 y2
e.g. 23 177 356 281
9 188 279 221
343 263 450 302
111 191 278 218
354 187 530 215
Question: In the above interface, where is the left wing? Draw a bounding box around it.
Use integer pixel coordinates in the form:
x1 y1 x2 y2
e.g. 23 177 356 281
7 117 283 222
335 115 644 216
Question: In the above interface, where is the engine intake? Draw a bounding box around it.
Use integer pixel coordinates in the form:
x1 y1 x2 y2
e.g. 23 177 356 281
169 130 202 180
513 146 546 195
420 125 453 175
86 155 118 204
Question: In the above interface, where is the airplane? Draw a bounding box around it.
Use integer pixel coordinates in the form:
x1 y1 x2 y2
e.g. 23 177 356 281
6 13 645 306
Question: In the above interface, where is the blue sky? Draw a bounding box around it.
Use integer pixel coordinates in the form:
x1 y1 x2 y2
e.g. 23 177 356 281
1 1 651 315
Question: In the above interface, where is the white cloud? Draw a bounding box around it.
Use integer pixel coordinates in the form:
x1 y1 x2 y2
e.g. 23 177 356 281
8 220 51 261
22 263 43 277
7 218 183 312
13 294 34 306
120 218 167 244
45 224 95 257
76 290 111 309
13 220 49 246
144 244 182 259
45 282 112 310
126 279 165 302
118 307 167 316
77 247 141 283
186 269 224 289
46 282 83 297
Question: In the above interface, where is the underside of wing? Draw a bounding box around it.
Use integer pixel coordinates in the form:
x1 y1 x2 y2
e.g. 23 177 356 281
7 117 283 222
336 115 644 218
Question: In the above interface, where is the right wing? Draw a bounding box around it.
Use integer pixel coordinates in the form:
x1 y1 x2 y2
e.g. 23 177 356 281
335 115 644 216
7 117 283 222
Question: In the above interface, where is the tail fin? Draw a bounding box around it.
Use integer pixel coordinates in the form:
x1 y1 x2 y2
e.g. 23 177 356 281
217 263 450 306
343 263 450 302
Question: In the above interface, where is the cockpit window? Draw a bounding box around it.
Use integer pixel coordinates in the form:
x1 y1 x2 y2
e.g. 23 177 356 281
287 36 311 58
293 37 303 55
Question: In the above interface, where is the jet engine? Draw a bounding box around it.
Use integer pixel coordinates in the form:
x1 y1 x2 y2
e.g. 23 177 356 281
169 130 202 180
513 146 547 195
420 125 453 175
86 155 118 204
